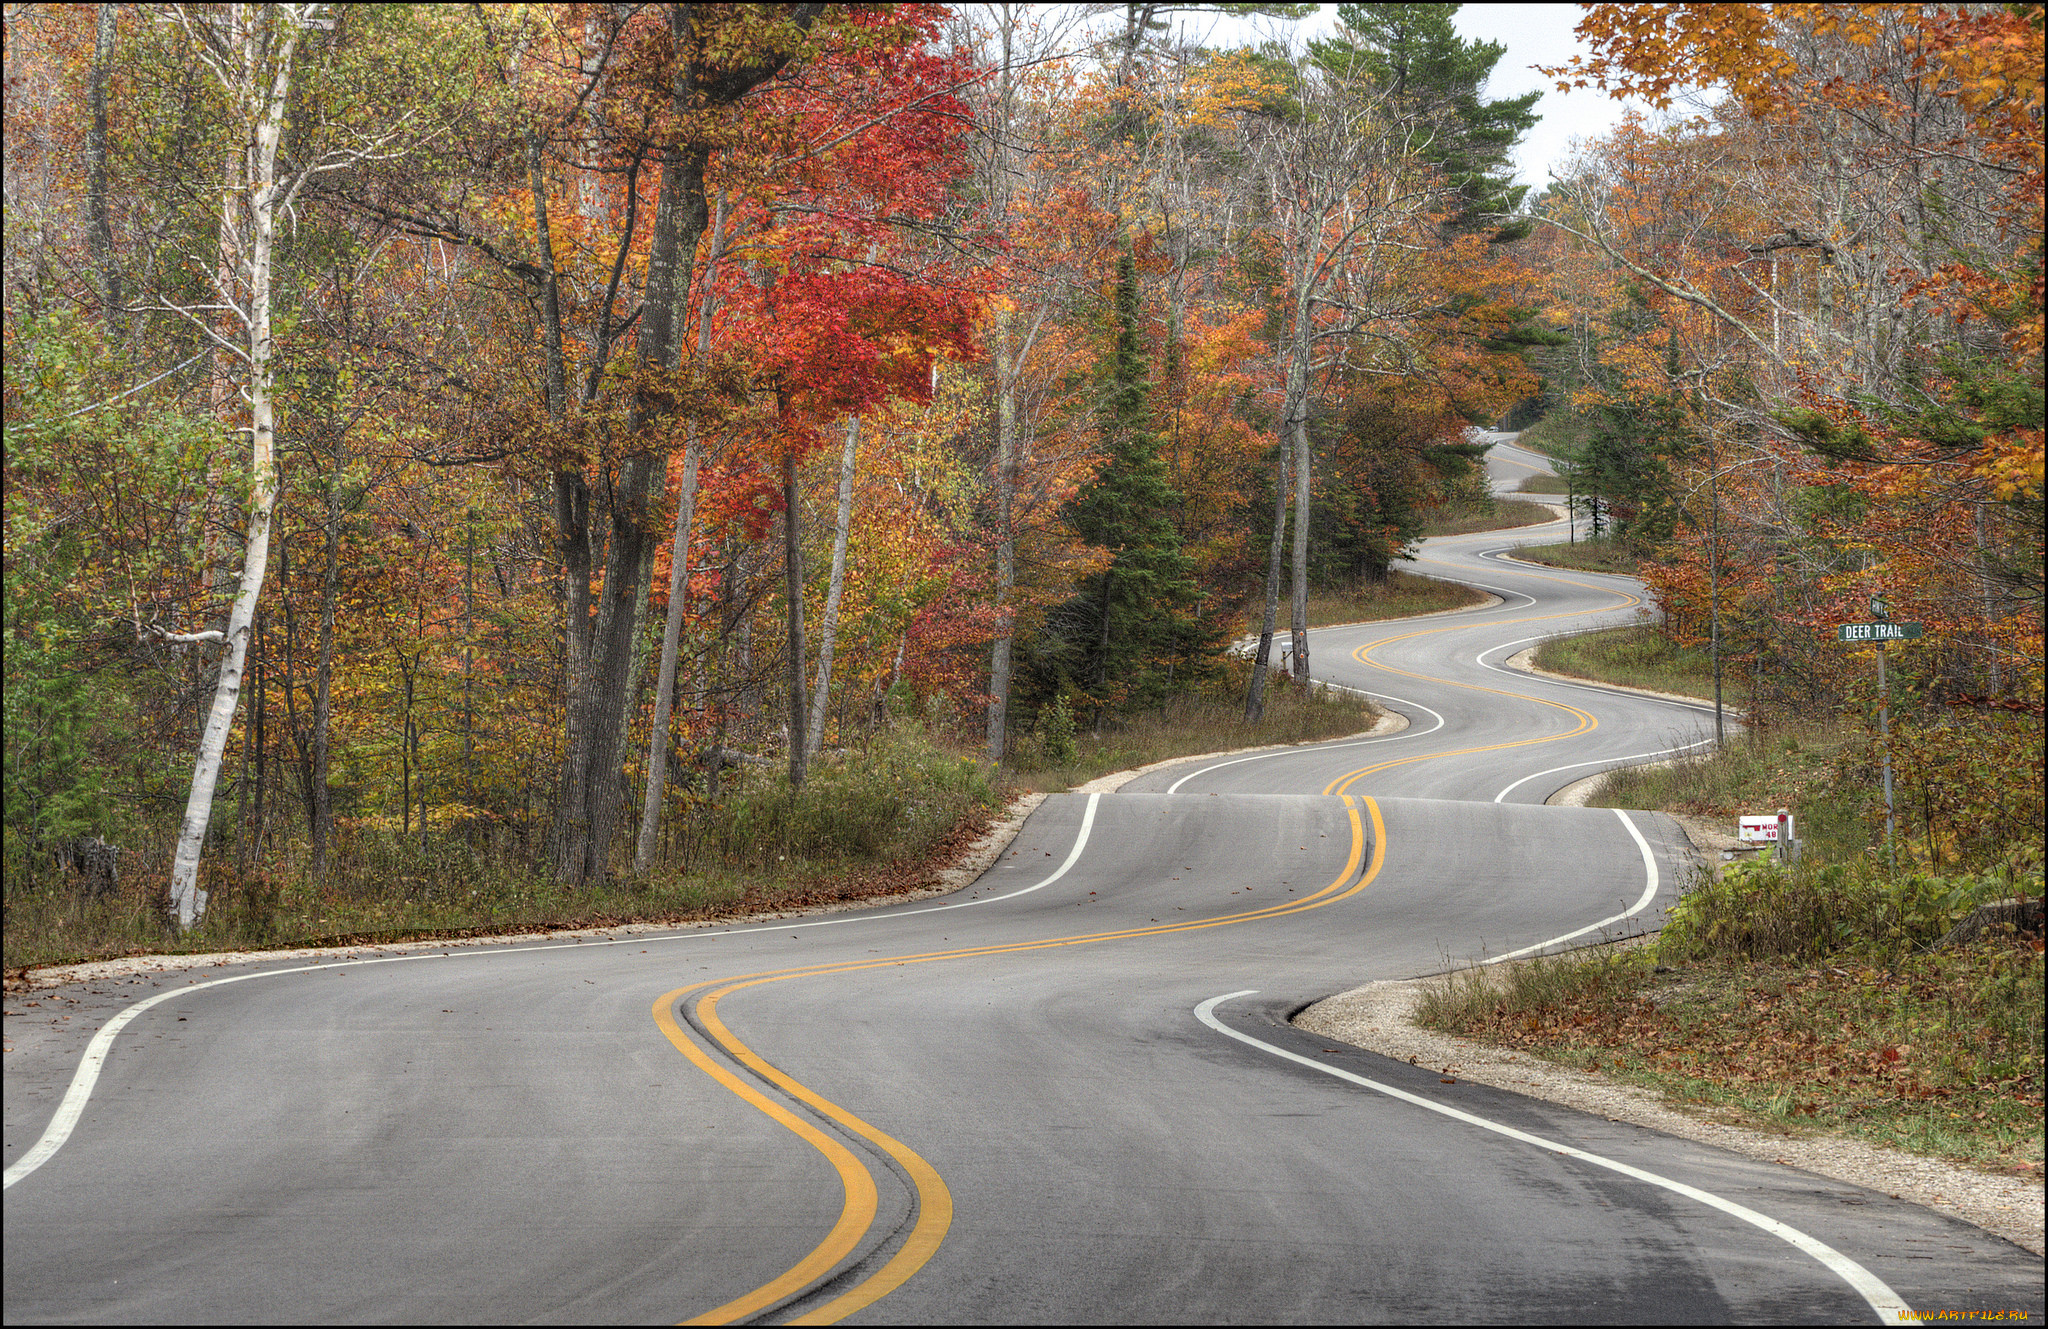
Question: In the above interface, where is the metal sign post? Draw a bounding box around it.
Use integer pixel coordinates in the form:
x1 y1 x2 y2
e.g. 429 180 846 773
1837 615 1922 870
1877 642 1895 867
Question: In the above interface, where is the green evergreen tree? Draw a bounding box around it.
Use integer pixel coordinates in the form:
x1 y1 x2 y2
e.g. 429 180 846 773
1309 3 1541 237
1050 246 1208 713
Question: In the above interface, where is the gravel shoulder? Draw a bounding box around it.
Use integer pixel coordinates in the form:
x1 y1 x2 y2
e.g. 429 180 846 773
1296 894 2044 1257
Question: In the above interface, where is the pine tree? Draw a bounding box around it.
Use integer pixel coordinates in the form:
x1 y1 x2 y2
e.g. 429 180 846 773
1054 246 1207 714
1310 3 1540 236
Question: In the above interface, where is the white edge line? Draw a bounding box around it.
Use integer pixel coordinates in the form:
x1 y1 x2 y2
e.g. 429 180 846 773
3 793 1106 1191
1473 635 1727 718
4 964 321 1189
1401 571 1537 609
1165 694 1447 794
1481 809 1661 964
1193 990 1913 1325
1490 739 1716 805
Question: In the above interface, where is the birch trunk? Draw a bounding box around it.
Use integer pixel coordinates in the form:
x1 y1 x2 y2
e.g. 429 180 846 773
806 416 858 761
168 8 306 931
783 448 808 789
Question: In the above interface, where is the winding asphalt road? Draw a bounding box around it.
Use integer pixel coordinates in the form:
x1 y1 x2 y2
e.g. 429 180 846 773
6 434 2041 1324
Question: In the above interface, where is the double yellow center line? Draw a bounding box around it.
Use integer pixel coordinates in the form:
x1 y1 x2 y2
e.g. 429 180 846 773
1324 566 1639 795
656 795 1385 1325
658 563 1637 1322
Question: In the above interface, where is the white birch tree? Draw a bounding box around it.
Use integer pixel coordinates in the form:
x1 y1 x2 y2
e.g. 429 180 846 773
154 2 424 930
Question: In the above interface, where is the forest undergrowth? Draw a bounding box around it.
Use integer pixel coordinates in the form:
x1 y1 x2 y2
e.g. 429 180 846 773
5 656 1382 971
2 724 1005 970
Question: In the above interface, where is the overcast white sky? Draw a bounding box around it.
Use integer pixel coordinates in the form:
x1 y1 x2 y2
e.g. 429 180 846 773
1164 2 1663 194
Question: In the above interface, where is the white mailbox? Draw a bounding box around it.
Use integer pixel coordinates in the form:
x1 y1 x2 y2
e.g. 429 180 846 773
1737 814 1793 843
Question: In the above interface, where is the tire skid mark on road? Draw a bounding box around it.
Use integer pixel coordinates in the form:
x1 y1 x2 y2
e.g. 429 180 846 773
651 993 879 1326
4 797 1114 1195
654 795 1386 1325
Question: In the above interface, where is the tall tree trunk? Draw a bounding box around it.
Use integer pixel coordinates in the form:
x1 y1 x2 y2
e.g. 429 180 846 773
169 9 305 930
634 189 727 874
563 137 707 883
1286 350 1313 693
463 509 475 808
553 4 825 882
87 3 120 335
245 615 268 868
528 117 594 880
784 447 808 789
1245 442 1291 723
986 303 1022 761
310 475 339 876
632 434 700 875
983 23 1019 764
806 416 858 761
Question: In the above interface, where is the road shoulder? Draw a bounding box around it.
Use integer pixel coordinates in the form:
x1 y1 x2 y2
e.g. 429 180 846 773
1296 973 2044 1257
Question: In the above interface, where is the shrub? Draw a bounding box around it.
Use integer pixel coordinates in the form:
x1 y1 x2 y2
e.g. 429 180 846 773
699 725 997 871
1040 692 1077 767
1655 857 2041 964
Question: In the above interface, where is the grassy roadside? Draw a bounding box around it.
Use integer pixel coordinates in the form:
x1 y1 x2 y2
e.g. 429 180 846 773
1533 622 1748 708
1426 614 2046 1174
1516 473 1568 495
1422 497 1556 537
1294 567 1491 629
1004 656 1380 794
1416 867 2044 1173
4 724 1007 972
7 655 1392 970
1509 535 1638 575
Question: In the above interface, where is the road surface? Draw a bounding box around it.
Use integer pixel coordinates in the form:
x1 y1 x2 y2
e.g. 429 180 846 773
6 435 2040 1324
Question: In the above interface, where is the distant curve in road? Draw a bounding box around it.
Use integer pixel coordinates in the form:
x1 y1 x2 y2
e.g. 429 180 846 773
7 433 2040 1325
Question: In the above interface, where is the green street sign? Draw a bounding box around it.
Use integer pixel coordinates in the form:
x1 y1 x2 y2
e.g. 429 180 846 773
1837 621 1924 642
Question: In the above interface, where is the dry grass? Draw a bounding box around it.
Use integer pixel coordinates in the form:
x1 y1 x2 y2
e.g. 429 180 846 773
1005 658 1378 793
1422 497 1557 536
1509 536 1639 575
1292 568 1490 629
1417 932 2044 1173
1534 622 1745 705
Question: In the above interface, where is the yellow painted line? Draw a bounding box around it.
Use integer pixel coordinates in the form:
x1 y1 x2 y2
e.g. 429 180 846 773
654 992 879 1327
661 796 1384 1324
1319 565 1640 796
696 983 952 1326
